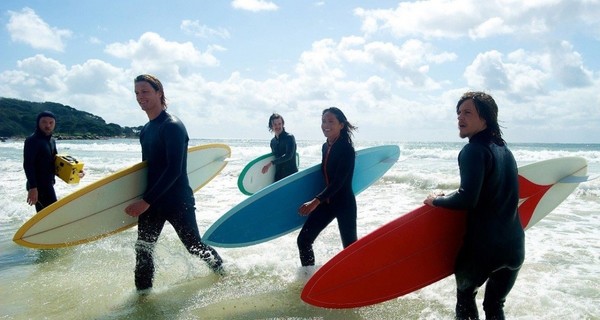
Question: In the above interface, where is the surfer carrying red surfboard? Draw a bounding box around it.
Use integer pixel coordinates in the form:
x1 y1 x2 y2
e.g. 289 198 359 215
424 92 525 320
125 74 225 292
297 107 358 268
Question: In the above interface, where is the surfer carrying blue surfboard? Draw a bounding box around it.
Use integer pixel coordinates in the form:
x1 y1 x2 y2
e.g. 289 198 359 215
424 92 525 320
125 74 225 292
297 107 358 268
261 113 298 181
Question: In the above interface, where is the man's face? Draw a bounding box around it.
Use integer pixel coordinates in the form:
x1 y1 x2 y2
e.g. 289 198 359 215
457 99 486 139
38 116 56 136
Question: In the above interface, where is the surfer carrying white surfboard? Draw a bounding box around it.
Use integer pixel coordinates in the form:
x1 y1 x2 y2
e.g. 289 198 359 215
125 74 225 292
261 113 298 181
424 92 525 320
297 107 358 268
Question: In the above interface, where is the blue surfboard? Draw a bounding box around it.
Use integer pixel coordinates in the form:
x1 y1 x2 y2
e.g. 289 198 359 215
204 145 400 248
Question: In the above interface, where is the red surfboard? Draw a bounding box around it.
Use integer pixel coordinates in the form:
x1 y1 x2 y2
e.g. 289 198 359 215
301 157 588 309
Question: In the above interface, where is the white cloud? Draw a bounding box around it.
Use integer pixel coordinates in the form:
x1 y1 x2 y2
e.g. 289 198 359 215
180 20 231 39
0 54 141 126
469 17 514 39
464 40 593 100
354 1 476 39
354 0 600 40
104 32 222 78
549 41 593 88
293 37 454 91
1 2 599 143
464 50 550 98
231 0 279 12
7 7 72 51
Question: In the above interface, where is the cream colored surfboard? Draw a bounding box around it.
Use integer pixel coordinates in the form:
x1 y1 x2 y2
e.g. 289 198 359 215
13 143 230 249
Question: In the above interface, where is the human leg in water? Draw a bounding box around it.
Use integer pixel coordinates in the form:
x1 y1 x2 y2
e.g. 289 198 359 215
135 206 167 291
296 205 336 266
482 267 520 320
170 202 225 275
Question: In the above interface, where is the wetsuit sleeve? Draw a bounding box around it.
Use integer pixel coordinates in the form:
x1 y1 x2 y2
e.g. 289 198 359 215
51 138 57 156
433 143 489 210
23 138 39 189
272 134 297 165
316 143 354 202
142 122 187 205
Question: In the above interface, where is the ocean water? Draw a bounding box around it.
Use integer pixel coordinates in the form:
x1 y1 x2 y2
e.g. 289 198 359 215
0 139 598 320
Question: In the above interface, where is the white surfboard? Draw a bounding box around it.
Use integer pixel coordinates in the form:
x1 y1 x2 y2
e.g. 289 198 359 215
237 152 300 195
13 144 231 249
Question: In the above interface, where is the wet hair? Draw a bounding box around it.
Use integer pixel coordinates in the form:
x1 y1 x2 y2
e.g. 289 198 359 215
456 91 504 144
322 107 357 145
134 74 167 108
268 113 285 132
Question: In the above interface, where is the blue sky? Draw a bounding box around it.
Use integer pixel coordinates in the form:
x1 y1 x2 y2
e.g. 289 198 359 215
1 0 599 143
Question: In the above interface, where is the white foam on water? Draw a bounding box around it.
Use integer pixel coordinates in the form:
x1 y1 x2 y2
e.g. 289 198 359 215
0 139 598 319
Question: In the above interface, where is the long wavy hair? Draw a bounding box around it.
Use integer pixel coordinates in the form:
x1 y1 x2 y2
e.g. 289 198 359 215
268 113 285 132
456 91 505 145
322 107 357 145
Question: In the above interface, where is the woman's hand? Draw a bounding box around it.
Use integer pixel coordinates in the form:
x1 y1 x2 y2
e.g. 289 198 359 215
298 198 320 216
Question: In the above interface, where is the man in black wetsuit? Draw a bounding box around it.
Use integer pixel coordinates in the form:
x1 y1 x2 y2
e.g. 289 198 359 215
424 92 524 320
23 111 58 212
262 113 298 181
125 74 224 292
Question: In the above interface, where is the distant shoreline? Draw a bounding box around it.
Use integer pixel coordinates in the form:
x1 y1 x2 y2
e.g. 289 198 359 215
1 135 137 142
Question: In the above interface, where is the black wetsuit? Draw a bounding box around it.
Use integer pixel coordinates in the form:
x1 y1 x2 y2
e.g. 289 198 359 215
270 130 298 181
297 137 357 266
23 129 57 212
134 110 223 291
433 129 525 320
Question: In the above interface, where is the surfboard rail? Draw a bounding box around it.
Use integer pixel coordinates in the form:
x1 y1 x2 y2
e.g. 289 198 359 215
13 143 231 249
237 152 301 195
301 156 588 309
205 145 401 247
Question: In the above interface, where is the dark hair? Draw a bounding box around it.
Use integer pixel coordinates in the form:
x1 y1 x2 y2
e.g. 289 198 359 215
36 110 56 131
268 113 284 132
134 74 167 108
322 107 357 145
37 110 55 121
456 91 504 144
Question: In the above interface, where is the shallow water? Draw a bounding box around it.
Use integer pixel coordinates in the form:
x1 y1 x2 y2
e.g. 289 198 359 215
1 139 598 319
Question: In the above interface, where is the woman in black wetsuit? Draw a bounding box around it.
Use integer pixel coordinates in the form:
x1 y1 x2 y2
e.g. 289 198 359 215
424 92 524 320
261 113 298 181
297 107 358 267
